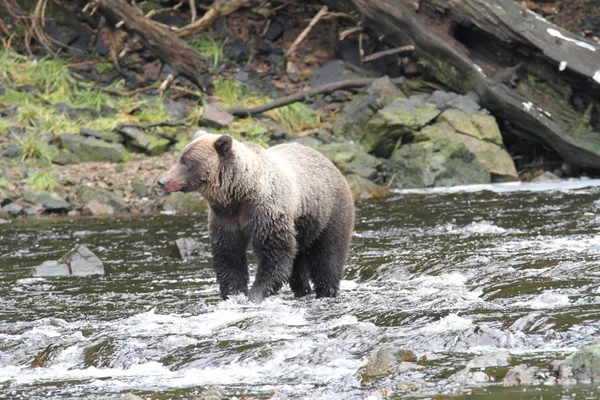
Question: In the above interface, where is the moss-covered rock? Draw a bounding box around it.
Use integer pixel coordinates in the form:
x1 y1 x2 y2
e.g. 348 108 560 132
118 126 170 156
362 97 441 158
23 191 72 212
551 343 600 384
346 174 391 201
383 138 491 189
438 109 503 145
77 186 129 213
358 345 418 383
60 134 130 163
316 143 383 179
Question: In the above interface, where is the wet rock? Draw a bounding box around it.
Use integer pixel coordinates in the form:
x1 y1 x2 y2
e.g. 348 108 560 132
23 191 72 213
503 364 554 386
359 345 417 382
383 138 491 189
32 260 71 277
310 60 367 87
31 344 61 368
532 171 562 183
59 244 104 277
551 343 600 384
466 351 512 368
448 368 490 385
346 174 392 201
2 201 24 217
80 127 123 143
118 126 170 156
22 205 41 218
363 96 441 158
60 134 130 163
160 192 207 214
438 109 502 145
121 394 144 400
452 325 517 351
225 38 250 64
426 91 481 113
414 122 518 180
81 200 114 216
55 102 100 120
200 104 234 128
170 238 203 259
77 186 129 214
333 76 405 141
193 386 226 400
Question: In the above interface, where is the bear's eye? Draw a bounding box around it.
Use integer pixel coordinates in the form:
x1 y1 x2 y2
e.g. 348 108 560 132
180 157 188 166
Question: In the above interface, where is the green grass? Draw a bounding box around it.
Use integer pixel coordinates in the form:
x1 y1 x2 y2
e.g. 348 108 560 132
187 36 225 70
15 132 58 163
26 171 58 192
96 62 114 73
213 78 318 132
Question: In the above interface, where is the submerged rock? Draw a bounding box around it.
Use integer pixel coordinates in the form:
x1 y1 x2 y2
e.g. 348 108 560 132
359 344 417 382
466 351 512 368
23 191 72 213
33 245 104 277
160 192 207 214
170 238 203 259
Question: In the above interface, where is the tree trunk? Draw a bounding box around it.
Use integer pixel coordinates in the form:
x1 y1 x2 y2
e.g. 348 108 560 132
323 0 600 169
95 0 212 92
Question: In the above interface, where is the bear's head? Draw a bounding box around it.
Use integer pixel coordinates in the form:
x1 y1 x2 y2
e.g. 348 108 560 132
158 131 234 199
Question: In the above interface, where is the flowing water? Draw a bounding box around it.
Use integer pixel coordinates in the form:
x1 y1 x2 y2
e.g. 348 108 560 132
3 180 600 399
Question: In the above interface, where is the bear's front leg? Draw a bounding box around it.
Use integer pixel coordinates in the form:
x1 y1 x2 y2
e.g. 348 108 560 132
210 217 249 299
249 223 297 303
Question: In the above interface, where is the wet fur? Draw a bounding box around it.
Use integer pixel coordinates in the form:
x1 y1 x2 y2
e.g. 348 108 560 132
161 134 355 302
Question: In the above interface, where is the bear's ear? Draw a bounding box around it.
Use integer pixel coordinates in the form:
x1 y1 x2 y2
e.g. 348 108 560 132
214 134 233 155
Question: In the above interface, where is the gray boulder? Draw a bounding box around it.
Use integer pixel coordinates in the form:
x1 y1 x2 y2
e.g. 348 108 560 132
60 134 130 163
316 142 383 180
160 192 207 214
358 344 417 382
33 245 104 277
23 191 72 212
170 238 203 259
118 126 170 156
551 343 600 384
77 186 129 214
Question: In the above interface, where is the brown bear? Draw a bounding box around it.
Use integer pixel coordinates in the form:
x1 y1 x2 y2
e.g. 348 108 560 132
158 132 354 302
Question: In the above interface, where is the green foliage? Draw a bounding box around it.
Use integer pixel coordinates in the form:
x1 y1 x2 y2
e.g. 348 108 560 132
16 132 58 163
213 78 318 132
26 171 58 192
187 36 224 70
96 62 114 73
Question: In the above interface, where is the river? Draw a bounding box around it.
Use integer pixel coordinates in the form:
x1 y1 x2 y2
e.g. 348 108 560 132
2 180 600 399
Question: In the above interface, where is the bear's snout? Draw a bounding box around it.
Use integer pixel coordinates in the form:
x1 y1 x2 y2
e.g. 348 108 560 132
157 178 166 189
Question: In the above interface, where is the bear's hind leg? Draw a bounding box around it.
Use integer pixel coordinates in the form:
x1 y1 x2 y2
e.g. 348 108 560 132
289 253 312 297
308 224 351 299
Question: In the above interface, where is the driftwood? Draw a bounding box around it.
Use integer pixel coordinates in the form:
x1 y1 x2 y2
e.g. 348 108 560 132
227 77 400 117
93 0 212 91
324 0 600 169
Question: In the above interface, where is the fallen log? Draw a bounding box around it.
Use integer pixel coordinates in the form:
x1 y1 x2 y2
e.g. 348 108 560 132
92 0 212 92
323 0 600 169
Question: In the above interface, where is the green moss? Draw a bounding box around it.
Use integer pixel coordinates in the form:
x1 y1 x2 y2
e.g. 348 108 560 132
96 62 114 73
576 103 594 134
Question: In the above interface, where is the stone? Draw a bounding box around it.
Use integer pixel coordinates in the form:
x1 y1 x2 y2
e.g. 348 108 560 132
359 345 417 382
414 122 518 180
23 191 72 212
160 192 207 214
132 179 150 198
383 138 491 189
466 351 512 368
225 38 250 64
121 394 144 400
346 174 392 201
195 386 225 400
79 127 123 143
438 109 503 145
77 186 129 214
363 96 441 158
448 368 490 385
164 101 189 120
309 60 367 87
290 137 322 147
55 102 100 120
170 238 203 259
317 143 383 179
333 77 405 141
33 260 71 277
100 105 118 117
200 104 234 128
532 171 562 183
452 325 518 351
58 244 104 277
264 21 284 41
2 202 23 216
503 364 554 386
60 134 130 163
81 200 114 216
22 206 41 218
52 149 81 165
551 343 600 384
117 126 170 156
426 91 481 112
1 144 21 158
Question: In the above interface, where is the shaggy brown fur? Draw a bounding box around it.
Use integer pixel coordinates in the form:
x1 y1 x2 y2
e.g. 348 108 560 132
159 132 354 302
